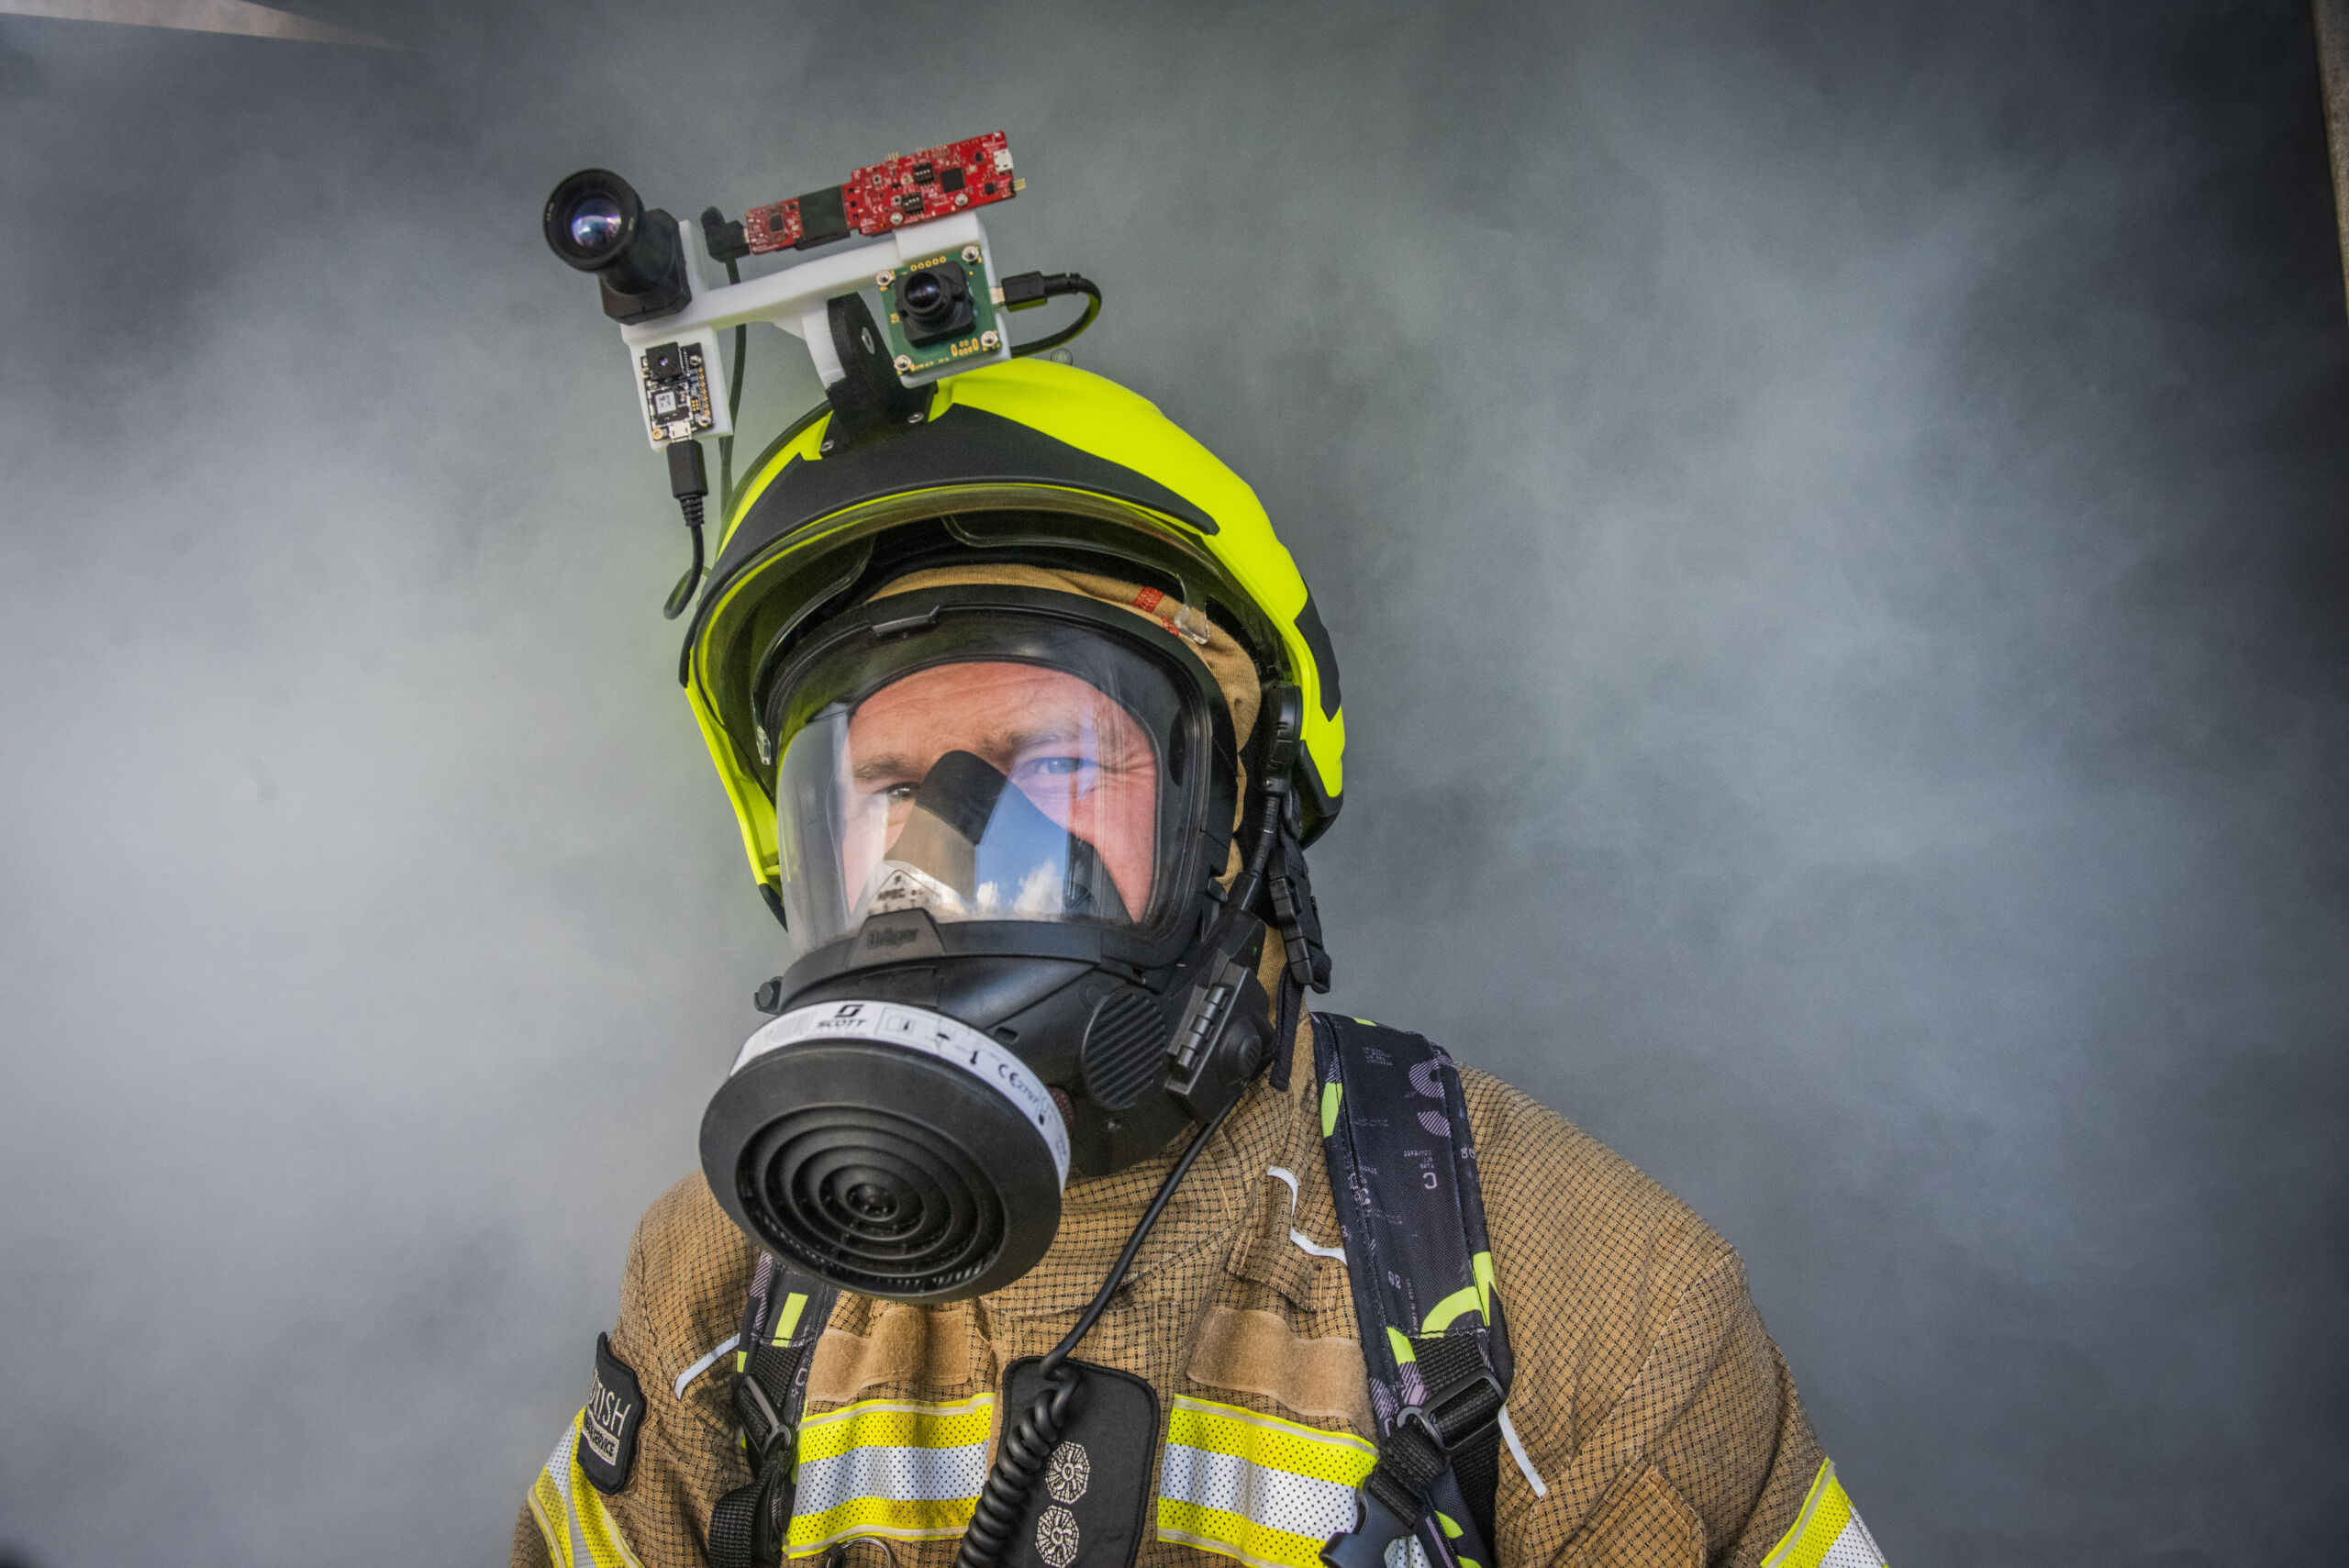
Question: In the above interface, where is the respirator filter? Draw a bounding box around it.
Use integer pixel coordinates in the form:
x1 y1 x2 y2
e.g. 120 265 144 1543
702 1000 1071 1302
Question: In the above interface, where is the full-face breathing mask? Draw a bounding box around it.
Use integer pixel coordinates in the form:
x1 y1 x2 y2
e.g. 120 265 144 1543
703 584 1302 1300
542 134 1334 1309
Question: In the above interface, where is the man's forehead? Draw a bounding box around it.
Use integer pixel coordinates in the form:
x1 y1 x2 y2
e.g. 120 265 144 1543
855 660 1121 715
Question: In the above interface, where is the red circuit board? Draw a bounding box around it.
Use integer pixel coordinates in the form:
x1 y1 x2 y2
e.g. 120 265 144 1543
744 132 1019 256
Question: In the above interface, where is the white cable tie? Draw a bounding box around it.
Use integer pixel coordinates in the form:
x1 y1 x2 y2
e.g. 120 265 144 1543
674 1332 740 1400
1497 1403 1547 1498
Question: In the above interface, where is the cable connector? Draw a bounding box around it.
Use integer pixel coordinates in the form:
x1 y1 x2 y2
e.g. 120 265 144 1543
699 206 750 264
667 435 708 501
996 270 1082 310
994 272 1104 360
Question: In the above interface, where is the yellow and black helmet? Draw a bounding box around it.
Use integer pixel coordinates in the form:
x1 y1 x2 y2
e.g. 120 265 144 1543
680 359 1345 904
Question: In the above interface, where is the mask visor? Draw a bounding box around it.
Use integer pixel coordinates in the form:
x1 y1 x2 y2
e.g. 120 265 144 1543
774 618 1199 947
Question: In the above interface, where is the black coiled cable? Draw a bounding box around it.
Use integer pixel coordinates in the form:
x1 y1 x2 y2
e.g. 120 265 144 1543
952 1095 1240 1568
954 1372 1081 1568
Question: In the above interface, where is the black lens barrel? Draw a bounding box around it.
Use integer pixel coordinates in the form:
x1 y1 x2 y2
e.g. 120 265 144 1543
543 168 691 325
894 260 976 347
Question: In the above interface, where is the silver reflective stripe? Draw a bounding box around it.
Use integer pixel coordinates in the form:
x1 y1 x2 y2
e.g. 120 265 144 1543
1158 1440 1362 1540
793 1441 994 1515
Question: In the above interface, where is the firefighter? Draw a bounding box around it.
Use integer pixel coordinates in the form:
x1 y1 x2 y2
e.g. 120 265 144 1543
517 361 1883 1568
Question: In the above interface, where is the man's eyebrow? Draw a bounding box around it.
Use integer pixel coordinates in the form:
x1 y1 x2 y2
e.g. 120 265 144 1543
851 751 917 785
985 720 1085 751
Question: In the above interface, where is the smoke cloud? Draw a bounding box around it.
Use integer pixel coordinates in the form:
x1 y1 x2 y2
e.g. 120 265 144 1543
0 3 2341 1563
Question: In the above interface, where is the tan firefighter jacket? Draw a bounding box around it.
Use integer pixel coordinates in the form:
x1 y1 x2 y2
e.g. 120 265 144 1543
513 1015 1886 1568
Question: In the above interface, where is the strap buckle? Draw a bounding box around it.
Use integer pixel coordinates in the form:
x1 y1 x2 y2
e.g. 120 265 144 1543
1319 1487 1419 1568
1401 1370 1505 1453
735 1369 797 1479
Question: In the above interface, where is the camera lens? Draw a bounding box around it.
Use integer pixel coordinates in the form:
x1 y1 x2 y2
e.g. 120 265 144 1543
546 170 643 271
543 168 690 324
901 272 947 318
567 195 625 251
894 261 975 348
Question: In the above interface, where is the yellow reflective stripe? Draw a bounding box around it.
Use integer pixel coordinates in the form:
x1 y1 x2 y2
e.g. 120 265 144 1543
1321 1082 1342 1137
1157 1396 1378 1568
1386 1327 1416 1365
787 1496 976 1554
529 1418 646 1568
528 1466 570 1568
784 1395 995 1558
1164 1395 1377 1481
571 1480 645 1568
1473 1251 1495 1323
1158 1499 1339 1568
795 1394 996 1462
1419 1286 1484 1333
1760 1460 1886 1568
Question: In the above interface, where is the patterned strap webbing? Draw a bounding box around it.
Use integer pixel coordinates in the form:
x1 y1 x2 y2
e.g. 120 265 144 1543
1313 1015 1514 1568
709 1251 840 1568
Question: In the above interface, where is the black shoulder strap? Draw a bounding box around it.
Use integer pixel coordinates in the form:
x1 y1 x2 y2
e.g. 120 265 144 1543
708 1252 840 1568
1312 1015 1514 1568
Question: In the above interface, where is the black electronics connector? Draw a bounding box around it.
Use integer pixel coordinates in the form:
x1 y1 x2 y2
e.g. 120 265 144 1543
997 271 1103 358
699 206 750 265
663 439 708 621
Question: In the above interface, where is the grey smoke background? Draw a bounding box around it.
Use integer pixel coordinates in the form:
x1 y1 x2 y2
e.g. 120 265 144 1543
0 0 2342 1562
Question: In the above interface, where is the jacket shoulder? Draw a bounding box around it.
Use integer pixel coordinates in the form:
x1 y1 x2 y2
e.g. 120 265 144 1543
1459 1067 1817 1562
611 1172 760 1447
1458 1066 1732 1331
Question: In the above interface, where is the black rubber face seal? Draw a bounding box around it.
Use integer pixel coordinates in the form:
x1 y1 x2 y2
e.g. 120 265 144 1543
578 1332 645 1494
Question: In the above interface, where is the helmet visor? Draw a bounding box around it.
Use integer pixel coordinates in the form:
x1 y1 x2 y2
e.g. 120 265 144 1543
771 609 1207 948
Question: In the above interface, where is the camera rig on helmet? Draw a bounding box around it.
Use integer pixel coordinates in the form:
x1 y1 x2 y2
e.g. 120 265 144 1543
542 132 1100 618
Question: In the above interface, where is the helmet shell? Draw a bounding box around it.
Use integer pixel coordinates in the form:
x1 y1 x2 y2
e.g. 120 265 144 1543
682 359 1345 898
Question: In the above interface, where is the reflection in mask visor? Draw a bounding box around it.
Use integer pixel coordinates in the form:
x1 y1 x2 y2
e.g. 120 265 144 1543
852 749 1131 926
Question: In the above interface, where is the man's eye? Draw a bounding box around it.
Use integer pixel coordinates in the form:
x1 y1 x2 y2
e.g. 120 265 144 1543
878 782 918 804
1026 757 1087 778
